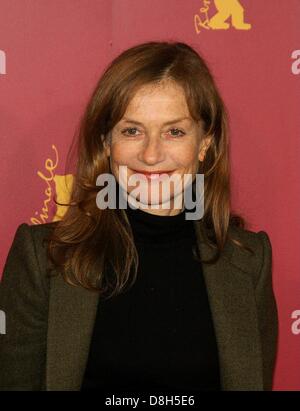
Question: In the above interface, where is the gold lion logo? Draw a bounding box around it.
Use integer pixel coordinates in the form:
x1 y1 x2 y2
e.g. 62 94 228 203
195 0 251 33
209 0 251 30
30 145 74 224
52 174 74 221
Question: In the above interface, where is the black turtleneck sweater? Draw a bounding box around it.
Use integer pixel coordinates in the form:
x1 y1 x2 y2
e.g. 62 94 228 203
81 206 221 392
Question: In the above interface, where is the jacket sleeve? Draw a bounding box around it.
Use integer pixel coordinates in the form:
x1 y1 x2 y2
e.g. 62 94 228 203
0 223 49 390
255 231 279 391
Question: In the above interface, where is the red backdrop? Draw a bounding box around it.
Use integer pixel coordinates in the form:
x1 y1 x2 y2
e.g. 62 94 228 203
0 0 299 390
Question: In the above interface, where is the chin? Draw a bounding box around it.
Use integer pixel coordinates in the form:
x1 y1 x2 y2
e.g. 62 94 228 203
128 188 179 209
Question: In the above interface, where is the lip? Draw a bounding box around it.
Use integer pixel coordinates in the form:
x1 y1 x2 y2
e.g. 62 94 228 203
131 169 175 180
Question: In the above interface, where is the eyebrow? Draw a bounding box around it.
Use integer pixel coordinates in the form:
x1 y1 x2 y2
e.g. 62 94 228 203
121 116 192 126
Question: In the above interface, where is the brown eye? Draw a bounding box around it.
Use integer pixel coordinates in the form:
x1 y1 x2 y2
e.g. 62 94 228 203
121 127 140 136
169 128 185 137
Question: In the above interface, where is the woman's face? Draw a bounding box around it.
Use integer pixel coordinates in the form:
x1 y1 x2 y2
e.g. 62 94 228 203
105 80 211 215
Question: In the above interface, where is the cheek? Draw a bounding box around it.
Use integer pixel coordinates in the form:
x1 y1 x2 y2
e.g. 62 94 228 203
110 142 136 165
171 144 199 169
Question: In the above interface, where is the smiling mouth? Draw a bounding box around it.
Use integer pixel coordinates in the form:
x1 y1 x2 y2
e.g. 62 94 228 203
132 169 175 174
131 169 175 180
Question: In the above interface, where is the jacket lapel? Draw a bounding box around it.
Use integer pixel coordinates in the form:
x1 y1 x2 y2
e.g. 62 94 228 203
46 275 99 390
193 221 264 390
46 220 264 391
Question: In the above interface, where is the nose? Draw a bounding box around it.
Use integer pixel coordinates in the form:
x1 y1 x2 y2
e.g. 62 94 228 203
138 135 165 165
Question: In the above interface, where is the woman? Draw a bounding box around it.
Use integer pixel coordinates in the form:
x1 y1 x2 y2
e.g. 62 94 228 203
0 41 278 391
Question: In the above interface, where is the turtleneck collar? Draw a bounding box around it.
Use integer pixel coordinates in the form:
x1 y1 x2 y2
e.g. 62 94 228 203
113 181 196 245
124 202 195 246
112 182 195 245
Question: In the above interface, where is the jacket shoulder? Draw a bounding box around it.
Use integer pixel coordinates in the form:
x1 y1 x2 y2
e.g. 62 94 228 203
27 220 59 237
25 221 60 269
227 225 272 285
1 221 59 281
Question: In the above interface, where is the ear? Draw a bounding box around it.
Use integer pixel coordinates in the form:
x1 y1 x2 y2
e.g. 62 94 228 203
198 136 212 162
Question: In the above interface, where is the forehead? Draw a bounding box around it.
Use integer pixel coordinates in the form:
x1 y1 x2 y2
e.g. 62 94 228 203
123 81 190 118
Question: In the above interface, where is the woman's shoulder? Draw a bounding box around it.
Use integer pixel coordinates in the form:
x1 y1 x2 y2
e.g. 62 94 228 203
24 220 59 234
229 224 271 248
12 221 59 245
1 222 61 304
226 224 273 283
4 221 60 275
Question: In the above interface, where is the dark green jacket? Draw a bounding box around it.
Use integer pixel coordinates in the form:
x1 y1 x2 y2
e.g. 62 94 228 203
0 220 278 391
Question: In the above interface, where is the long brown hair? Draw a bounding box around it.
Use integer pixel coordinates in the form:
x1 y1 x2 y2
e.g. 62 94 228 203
46 41 254 299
